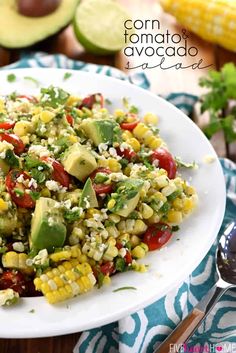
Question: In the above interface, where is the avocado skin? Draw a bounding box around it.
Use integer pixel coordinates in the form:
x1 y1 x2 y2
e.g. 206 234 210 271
0 0 79 48
30 197 66 253
79 178 98 209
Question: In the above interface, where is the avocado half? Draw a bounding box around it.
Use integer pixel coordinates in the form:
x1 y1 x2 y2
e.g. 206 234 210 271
0 0 79 48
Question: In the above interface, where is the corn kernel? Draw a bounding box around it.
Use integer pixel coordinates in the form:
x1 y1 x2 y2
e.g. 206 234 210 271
13 121 32 137
149 138 162 150
108 159 121 172
130 235 141 247
100 108 108 114
140 242 149 253
21 135 30 145
66 96 81 106
0 198 8 212
182 198 194 212
173 198 183 210
131 245 146 259
68 135 78 143
140 203 153 219
122 131 133 140
114 109 125 117
127 138 140 152
107 199 116 209
143 112 159 125
40 111 55 123
167 210 183 224
103 275 111 285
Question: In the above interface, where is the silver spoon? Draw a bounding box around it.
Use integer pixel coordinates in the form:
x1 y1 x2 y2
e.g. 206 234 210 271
155 221 236 353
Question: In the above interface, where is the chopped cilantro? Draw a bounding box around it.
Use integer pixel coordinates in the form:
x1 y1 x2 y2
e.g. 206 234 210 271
175 157 198 169
64 208 82 223
97 271 105 288
115 257 126 272
159 202 171 214
172 225 180 232
167 190 181 201
25 156 49 170
29 309 35 313
24 76 40 87
7 74 16 83
29 191 40 201
4 149 19 167
40 86 69 108
0 246 7 254
129 105 139 114
113 286 137 292
30 169 47 184
13 188 24 196
94 173 109 184
63 72 72 81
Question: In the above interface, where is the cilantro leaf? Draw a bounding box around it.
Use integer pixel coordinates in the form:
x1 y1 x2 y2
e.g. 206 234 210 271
40 86 69 108
7 74 16 83
63 72 72 81
4 149 19 167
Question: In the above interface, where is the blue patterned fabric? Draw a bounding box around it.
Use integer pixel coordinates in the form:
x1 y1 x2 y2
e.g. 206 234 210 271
2 53 235 353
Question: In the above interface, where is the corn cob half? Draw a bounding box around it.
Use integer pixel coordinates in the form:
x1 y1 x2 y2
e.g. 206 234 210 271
160 0 236 52
34 260 96 304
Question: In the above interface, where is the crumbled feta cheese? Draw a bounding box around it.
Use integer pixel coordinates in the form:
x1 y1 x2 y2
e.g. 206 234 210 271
28 178 38 189
0 288 19 306
16 174 25 183
64 199 72 209
45 180 60 191
28 145 50 158
0 140 14 153
12 242 24 252
119 248 127 258
98 143 108 154
28 249 49 266
108 147 118 157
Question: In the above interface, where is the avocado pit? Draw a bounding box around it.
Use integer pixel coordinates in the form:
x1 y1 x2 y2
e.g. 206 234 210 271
17 0 61 17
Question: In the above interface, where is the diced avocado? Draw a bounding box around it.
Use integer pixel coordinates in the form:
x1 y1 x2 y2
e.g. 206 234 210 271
62 143 97 181
110 178 144 217
79 178 98 208
0 213 17 235
30 197 66 253
80 118 121 146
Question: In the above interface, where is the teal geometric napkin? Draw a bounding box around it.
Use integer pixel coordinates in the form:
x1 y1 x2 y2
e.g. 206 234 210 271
2 53 236 353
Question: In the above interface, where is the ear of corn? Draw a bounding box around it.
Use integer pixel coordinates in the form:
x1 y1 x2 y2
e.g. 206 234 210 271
34 260 96 304
160 0 236 52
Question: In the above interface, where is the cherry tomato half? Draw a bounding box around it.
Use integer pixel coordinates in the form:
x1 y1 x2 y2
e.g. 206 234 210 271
66 114 74 126
143 223 172 251
0 121 15 130
116 147 137 161
0 133 25 155
6 169 36 208
150 148 177 179
120 120 139 131
0 270 27 296
17 95 38 103
100 262 115 276
42 157 70 188
79 93 104 109
90 167 113 195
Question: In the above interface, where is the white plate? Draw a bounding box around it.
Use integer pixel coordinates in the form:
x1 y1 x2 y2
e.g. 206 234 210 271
0 68 225 338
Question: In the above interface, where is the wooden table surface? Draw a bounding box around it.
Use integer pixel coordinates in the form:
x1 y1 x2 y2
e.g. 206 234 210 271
0 1 236 352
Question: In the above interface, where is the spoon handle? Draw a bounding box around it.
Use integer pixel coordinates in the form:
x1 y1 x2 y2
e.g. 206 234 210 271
154 283 231 353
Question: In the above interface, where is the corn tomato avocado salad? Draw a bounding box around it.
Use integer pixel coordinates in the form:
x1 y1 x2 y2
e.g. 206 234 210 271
0 86 197 306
